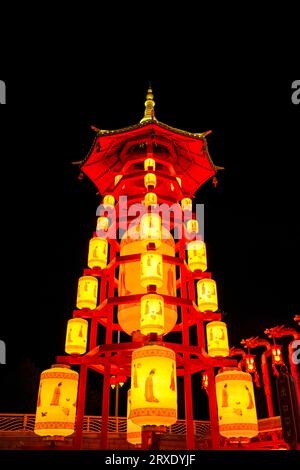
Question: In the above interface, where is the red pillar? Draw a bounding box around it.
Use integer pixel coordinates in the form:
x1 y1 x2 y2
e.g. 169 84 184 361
261 352 274 417
288 341 300 407
206 366 220 449
74 364 88 449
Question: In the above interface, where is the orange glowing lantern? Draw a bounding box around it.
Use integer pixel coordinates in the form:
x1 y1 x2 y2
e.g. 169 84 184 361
176 177 182 187
114 174 123 185
144 173 157 189
144 158 155 171
88 237 108 269
197 278 218 312
187 219 199 234
127 389 142 446
271 345 284 365
140 252 163 288
245 354 256 374
65 318 88 355
34 364 79 437
181 198 192 211
96 216 109 232
103 194 115 209
187 240 207 272
206 321 229 357
140 213 162 248
215 369 258 439
76 276 98 310
144 192 157 207
130 345 177 426
140 294 164 335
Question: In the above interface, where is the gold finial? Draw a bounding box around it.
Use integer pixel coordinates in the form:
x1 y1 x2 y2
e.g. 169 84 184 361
140 85 157 123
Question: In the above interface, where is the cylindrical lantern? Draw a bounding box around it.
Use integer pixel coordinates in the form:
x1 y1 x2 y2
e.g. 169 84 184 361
130 345 177 426
140 294 164 335
181 198 192 211
144 173 157 189
176 177 182 187
140 213 162 248
187 219 199 234
144 192 157 207
76 276 98 310
115 174 123 185
34 365 79 437
127 389 142 446
96 216 109 232
215 369 258 439
187 240 207 272
206 321 229 357
103 194 115 209
144 158 155 171
140 252 163 288
65 318 88 355
88 237 108 269
197 278 218 312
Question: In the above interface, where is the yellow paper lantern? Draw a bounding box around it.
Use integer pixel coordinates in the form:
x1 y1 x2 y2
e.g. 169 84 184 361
187 240 207 272
181 198 192 211
88 237 108 269
176 177 182 187
65 318 88 355
144 173 157 189
197 278 218 312
140 213 162 248
103 194 115 209
96 216 109 232
140 252 163 288
187 219 199 234
118 224 177 336
144 192 157 207
115 174 123 185
144 158 156 171
215 369 258 439
140 294 164 335
34 365 79 437
76 276 98 310
206 321 229 357
131 345 177 426
127 389 142 445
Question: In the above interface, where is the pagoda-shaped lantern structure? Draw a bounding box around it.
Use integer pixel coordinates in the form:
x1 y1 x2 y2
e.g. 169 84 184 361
51 87 244 450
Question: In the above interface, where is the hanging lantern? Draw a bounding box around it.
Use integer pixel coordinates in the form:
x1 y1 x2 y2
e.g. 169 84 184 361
176 177 182 187
110 376 117 389
118 224 177 336
202 372 209 391
127 389 142 446
140 213 162 248
187 219 199 234
144 173 157 189
144 158 155 171
76 276 98 310
34 365 79 437
96 216 109 232
140 252 163 288
103 194 115 209
271 345 284 365
245 354 257 374
187 240 207 272
181 198 192 211
140 294 164 336
65 318 88 356
206 321 229 357
130 345 177 426
144 192 157 207
215 369 258 439
115 174 123 186
197 278 218 312
88 237 108 269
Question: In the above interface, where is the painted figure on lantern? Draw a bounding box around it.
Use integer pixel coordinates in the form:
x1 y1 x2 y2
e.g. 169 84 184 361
245 386 254 409
133 364 138 388
170 363 176 391
50 382 62 406
222 384 229 407
145 369 159 403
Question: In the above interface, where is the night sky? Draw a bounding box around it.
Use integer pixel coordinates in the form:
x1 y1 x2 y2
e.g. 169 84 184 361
0 72 299 419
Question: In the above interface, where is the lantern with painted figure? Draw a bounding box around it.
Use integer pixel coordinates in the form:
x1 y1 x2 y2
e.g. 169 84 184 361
144 158 156 171
34 365 79 437
88 237 108 269
130 345 177 426
187 240 207 272
144 173 157 189
76 276 98 310
127 389 142 446
140 294 164 336
140 252 163 288
197 278 218 312
206 321 229 357
140 213 162 248
215 369 258 439
65 318 88 355
187 219 199 234
144 192 157 207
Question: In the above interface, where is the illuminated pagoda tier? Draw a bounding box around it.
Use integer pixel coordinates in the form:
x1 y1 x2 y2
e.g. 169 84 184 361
47 86 257 450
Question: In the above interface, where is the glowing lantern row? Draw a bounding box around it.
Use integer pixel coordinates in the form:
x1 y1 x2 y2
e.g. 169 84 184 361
144 173 157 189
115 174 123 186
76 276 98 310
103 194 115 209
144 158 155 171
140 252 163 288
96 216 109 232
65 318 88 355
271 345 284 365
197 278 218 312
140 294 164 336
130 345 177 426
216 369 258 439
140 213 162 248
127 389 142 446
34 365 79 437
187 219 199 234
181 198 192 211
144 192 157 207
88 237 108 269
206 321 229 357
187 240 207 272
